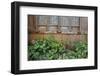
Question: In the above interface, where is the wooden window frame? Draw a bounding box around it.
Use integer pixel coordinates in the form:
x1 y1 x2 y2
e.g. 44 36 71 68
36 16 81 34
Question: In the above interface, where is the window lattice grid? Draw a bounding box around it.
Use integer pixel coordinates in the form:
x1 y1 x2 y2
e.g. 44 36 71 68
36 15 80 34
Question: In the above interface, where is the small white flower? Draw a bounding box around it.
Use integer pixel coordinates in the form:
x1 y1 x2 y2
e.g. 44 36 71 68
31 40 35 44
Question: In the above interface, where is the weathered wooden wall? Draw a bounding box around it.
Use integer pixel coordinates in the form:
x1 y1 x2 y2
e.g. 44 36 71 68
28 15 88 43
28 15 36 33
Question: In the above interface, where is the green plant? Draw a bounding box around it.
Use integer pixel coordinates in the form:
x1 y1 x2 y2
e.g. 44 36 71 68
74 41 88 58
28 35 88 60
63 41 88 59
28 35 66 60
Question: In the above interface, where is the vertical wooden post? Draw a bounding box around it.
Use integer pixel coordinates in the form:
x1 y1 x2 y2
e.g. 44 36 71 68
80 17 88 34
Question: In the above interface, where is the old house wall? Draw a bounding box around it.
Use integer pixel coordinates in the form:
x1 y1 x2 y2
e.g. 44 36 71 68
28 15 88 43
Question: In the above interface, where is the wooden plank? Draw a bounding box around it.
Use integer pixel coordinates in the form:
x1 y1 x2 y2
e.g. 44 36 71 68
28 15 36 33
80 17 88 34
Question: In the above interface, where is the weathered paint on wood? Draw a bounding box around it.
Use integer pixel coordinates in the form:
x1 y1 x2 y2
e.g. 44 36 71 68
80 17 88 34
28 15 88 43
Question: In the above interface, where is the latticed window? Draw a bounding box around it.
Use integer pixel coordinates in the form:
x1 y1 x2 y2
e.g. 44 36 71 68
28 15 88 34
59 17 79 33
37 16 48 25
36 15 80 34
